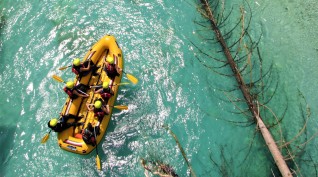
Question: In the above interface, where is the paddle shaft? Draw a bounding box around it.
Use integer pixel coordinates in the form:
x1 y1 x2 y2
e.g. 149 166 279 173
76 88 89 96
41 129 52 144
94 127 98 155
90 84 122 88
94 126 101 170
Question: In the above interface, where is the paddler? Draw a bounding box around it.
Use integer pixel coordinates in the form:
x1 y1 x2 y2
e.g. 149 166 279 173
82 123 96 146
92 81 114 103
86 99 110 122
103 55 122 79
72 58 100 77
63 81 89 99
47 114 83 132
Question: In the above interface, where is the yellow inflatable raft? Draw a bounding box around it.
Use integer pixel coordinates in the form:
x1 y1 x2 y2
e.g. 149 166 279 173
57 35 123 154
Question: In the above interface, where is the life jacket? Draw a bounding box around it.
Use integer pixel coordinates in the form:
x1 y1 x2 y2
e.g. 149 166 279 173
94 107 105 118
63 87 73 97
82 128 95 145
72 64 82 75
100 88 112 99
106 63 116 74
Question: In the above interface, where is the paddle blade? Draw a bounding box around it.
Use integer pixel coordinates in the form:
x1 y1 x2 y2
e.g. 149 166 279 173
41 133 50 144
114 105 128 110
126 73 138 85
96 155 101 170
59 65 71 70
52 75 65 83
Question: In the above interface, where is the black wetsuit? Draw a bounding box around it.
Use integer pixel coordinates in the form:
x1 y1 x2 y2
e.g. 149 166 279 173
104 63 119 79
64 84 89 99
47 114 80 132
82 123 96 146
72 61 99 77
100 87 114 103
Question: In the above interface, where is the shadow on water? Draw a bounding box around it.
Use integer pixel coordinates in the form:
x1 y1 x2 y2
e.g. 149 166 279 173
0 12 4 27
0 126 16 177
0 12 6 68
0 14 5 31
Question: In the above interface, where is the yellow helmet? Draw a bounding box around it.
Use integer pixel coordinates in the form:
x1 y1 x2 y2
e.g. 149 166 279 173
66 81 74 89
94 100 102 109
106 56 114 64
73 58 81 66
50 118 58 127
102 81 109 89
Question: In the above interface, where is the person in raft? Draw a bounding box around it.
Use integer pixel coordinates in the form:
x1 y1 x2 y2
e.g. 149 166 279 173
140 159 179 177
103 55 122 79
47 114 83 132
82 123 96 146
92 81 114 103
63 81 89 99
72 58 100 77
86 99 110 123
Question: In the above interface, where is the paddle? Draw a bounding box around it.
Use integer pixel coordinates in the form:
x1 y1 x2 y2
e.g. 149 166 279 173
59 51 96 71
52 75 67 83
87 104 128 110
122 71 138 85
90 82 130 88
59 65 71 71
41 130 52 144
76 89 89 97
94 126 101 170
52 75 89 96
111 105 128 110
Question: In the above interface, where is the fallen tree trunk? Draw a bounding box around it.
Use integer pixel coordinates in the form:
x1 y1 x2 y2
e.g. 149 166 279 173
199 0 292 176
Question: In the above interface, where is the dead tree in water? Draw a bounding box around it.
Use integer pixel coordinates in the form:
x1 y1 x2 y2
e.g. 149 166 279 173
191 0 318 175
196 0 294 176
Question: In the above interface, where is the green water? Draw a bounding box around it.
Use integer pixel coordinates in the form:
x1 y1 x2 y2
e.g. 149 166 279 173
0 0 318 176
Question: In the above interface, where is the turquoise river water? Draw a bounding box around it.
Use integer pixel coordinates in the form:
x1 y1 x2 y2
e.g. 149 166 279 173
0 0 318 177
